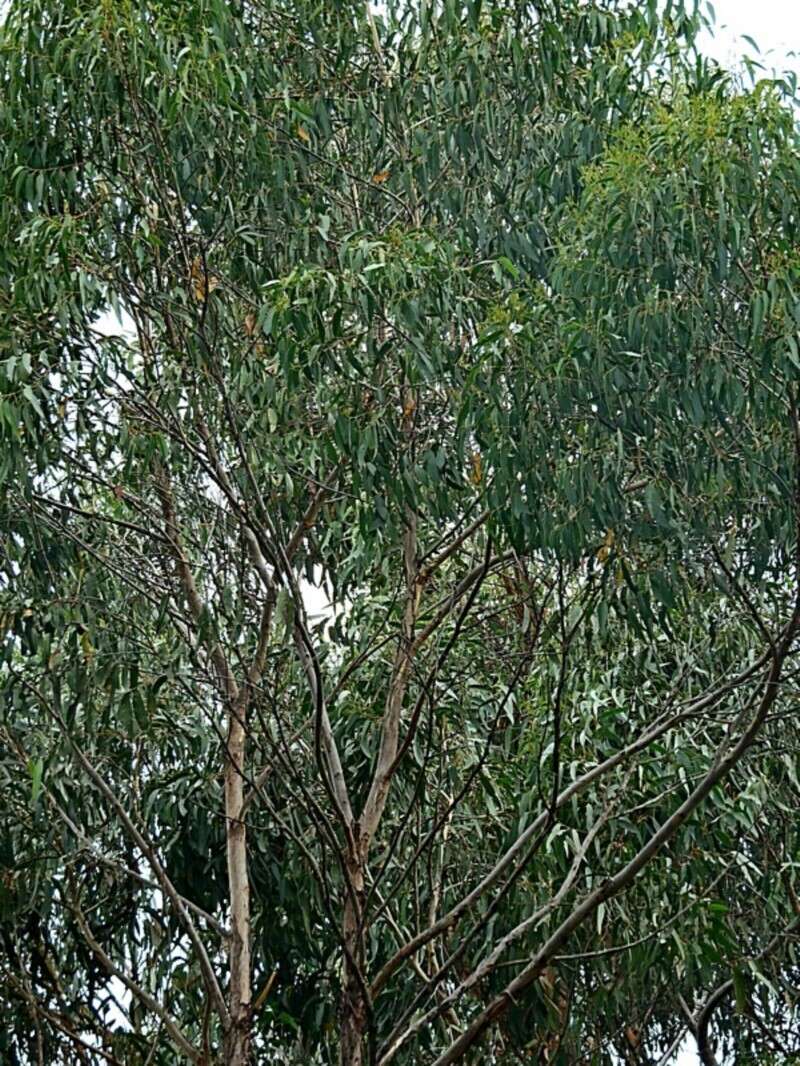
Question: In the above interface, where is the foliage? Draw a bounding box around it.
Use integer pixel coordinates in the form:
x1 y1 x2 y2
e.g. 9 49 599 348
1 0 799 1064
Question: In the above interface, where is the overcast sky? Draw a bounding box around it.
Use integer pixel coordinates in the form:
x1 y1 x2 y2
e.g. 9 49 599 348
696 0 800 79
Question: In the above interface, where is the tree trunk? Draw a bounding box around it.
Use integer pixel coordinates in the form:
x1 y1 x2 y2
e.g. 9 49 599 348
340 853 366 1066
225 704 251 1065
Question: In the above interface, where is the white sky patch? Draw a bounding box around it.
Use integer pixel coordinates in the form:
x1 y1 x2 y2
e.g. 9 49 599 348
696 0 800 81
92 307 136 338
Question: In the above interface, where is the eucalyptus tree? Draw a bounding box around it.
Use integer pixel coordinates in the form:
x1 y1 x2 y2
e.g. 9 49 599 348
1 1 799 1065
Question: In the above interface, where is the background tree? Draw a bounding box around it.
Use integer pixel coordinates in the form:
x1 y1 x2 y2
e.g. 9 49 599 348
1 0 799 1064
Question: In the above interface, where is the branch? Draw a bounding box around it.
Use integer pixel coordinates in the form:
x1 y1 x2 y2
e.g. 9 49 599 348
370 636 778 998
411 552 515 652
377 766 625 1062
418 511 490 582
14 673 230 1027
361 510 420 845
424 615 799 1066
156 465 240 704
695 914 800 1066
67 887 201 1064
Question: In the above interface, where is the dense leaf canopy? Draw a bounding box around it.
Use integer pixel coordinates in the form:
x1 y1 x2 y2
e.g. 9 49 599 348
1 1 799 1064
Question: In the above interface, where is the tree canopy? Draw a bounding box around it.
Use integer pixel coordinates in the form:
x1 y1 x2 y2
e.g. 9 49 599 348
1 0 799 1064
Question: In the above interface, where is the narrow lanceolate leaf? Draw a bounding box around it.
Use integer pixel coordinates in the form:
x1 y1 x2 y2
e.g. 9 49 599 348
28 757 43 806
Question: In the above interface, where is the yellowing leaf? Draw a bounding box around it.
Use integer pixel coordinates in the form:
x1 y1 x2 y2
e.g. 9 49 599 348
596 528 615 563
296 125 310 143
469 451 482 486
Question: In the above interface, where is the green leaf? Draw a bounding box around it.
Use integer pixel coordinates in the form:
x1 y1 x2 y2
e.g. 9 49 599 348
28 757 43 806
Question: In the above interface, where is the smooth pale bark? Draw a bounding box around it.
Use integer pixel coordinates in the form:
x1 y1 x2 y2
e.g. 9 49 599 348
340 849 368 1066
224 698 252 1065
360 514 420 844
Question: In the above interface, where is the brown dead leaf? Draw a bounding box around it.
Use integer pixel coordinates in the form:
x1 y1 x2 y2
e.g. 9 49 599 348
190 255 219 301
